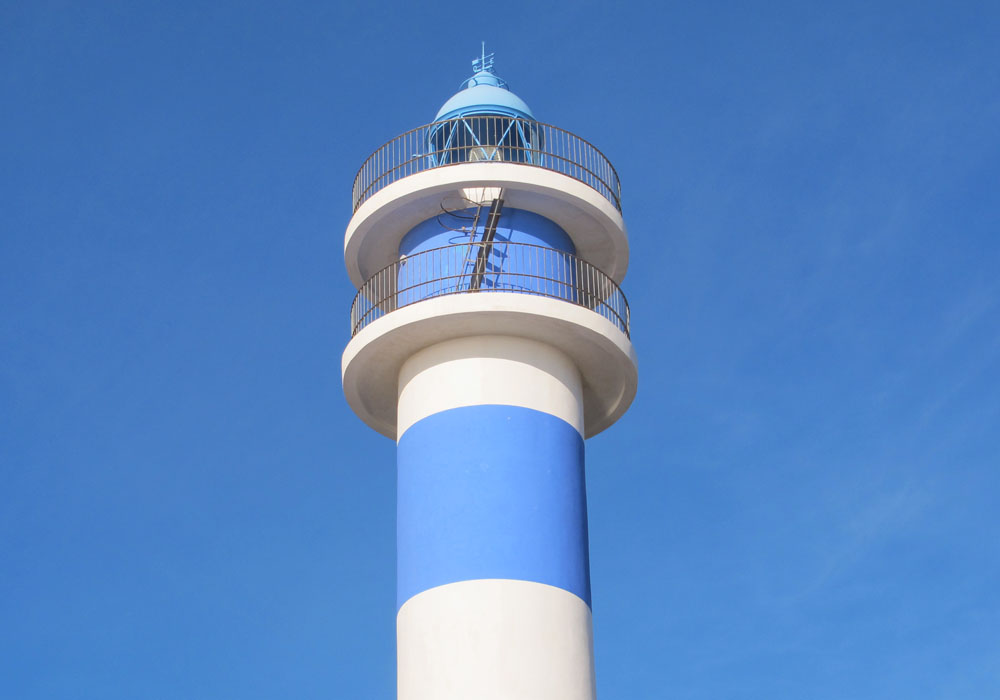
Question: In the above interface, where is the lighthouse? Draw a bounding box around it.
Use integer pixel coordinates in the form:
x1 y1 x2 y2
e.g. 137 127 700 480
342 49 637 700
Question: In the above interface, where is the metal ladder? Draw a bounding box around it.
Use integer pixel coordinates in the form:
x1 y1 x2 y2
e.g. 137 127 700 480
433 192 505 292
468 195 504 291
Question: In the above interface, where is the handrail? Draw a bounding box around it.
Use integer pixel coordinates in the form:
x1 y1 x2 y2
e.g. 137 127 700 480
349 242 630 338
351 115 622 213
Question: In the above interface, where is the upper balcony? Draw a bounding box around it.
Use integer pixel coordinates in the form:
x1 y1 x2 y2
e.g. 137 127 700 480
351 115 622 215
345 116 629 288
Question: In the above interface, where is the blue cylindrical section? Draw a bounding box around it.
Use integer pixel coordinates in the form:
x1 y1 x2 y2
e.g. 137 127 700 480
396 208 578 306
396 404 590 610
400 207 574 255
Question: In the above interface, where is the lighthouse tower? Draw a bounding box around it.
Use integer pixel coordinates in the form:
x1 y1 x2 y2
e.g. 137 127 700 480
342 49 637 700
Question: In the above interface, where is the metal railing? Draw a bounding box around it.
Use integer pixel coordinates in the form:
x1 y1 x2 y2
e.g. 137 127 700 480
350 242 630 338
351 115 622 213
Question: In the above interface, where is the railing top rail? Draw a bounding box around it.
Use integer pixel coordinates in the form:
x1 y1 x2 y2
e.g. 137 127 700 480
351 116 622 214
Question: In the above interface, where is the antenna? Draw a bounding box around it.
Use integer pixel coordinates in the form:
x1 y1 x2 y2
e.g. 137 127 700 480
472 41 495 74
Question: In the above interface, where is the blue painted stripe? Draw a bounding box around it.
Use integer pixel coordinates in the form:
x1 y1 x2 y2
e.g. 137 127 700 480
396 404 590 610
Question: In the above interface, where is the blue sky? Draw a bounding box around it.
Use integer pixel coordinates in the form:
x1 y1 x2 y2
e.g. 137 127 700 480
2 1 998 697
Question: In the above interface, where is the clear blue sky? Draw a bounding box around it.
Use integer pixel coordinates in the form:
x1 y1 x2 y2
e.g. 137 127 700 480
2 1 998 698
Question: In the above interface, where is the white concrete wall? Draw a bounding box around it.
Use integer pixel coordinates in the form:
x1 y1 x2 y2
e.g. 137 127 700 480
397 579 596 700
397 334 584 439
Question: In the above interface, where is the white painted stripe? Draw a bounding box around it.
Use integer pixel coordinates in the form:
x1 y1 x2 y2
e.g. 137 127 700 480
397 579 596 700
397 335 584 439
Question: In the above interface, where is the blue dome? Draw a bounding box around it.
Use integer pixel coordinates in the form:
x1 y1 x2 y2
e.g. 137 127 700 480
434 70 534 122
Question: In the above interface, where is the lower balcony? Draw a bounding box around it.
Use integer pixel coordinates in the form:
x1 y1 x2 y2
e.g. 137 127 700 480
349 242 630 339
